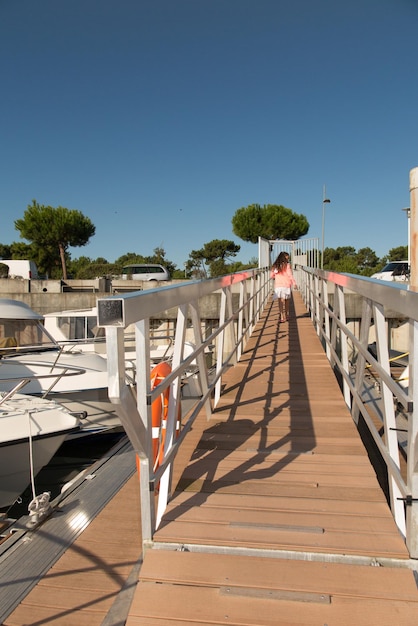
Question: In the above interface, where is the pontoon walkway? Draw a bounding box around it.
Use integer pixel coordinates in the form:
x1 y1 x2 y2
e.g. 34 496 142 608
3 292 418 625
128 292 418 625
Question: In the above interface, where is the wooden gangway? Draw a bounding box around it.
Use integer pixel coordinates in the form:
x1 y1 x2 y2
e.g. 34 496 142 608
3 292 418 625
128 292 418 625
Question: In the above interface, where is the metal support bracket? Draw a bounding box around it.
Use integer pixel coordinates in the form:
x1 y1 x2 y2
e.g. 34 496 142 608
397 496 418 506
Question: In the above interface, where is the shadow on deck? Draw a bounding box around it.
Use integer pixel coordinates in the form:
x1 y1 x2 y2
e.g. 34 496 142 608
128 292 418 626
3 292 418 626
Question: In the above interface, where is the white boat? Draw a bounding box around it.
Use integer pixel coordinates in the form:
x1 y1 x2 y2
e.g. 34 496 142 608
0 299 121 437
42 305 212 399
0 388 79 510
42 305 174 367
42 305 206 397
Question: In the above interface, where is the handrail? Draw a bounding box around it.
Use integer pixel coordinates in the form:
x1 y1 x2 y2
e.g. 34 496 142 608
98 268 271 547
0 359 87 383
0 358 88 401
298 266 418 558
53 330 172 347
0 378 33 406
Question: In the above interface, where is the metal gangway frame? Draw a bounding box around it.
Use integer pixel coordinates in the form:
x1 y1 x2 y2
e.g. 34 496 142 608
258 235 320 273
298 267 418 558
97 269 271 548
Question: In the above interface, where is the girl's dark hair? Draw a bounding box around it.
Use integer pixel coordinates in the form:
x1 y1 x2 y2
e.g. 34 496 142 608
272 251 290 272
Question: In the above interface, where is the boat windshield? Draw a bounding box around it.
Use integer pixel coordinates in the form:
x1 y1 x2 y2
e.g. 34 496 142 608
0 318 58 356
381 262 409 273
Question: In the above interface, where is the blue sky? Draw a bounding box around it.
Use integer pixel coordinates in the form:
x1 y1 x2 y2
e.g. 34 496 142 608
1 0 417 269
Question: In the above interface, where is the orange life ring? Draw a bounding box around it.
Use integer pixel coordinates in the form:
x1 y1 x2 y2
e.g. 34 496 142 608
136 361 180 479
150 361 172 470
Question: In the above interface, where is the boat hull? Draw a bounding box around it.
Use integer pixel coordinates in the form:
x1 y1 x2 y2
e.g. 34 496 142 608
0 356 120 438
48 388 123 438
0 431 77 509
0 394 80 509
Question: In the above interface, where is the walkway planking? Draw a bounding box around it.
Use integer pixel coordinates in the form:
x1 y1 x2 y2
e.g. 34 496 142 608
2 292 417 625
127 292 418 625
2 449 142 626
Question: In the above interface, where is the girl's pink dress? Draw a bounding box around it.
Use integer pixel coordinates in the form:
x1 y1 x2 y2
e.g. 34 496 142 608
271 265 296 289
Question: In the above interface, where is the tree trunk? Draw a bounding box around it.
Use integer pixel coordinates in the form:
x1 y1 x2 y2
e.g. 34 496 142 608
59 243 67 280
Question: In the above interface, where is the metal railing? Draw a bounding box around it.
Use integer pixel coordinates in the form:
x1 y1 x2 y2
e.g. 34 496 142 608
298 266 418 558
97 269 271 548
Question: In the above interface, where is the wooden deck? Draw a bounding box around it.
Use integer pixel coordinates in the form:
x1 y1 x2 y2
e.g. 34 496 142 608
130 292 418 625
3 292 418 625
2 439 141 626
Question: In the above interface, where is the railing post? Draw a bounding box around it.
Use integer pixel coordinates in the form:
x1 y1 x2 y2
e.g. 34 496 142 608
314 275 321 333
188 300 212 419
156 304 188 528
335 285 351 408
322 279 331 361
373 303 405 536
237 281 245 361
263 267 270 312
106 323 155 543
309 272 315 320
248 274 255 334
352 298 373 425
225 286 236 366
406 318 418 557
214 289 228 406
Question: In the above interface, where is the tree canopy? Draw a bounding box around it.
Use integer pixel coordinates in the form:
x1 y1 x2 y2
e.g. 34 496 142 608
232 203 309 243
186 239 241 278
14 200 95 279
388 246 408 262
322 245 408 275
65 247 179 279
1 197 408 281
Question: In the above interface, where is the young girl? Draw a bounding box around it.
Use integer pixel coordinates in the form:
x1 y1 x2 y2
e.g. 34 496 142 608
271 252 296 322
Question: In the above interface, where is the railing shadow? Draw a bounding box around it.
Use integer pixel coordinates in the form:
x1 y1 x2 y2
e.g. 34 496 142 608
158 295 315 527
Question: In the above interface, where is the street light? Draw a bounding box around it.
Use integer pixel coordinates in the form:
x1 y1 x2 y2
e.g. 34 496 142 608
402 207 410 267
321 186 331 269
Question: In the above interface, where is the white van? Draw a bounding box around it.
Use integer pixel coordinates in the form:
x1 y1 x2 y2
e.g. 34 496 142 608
0 259 39 279
121 264 170 281
371 261 409 282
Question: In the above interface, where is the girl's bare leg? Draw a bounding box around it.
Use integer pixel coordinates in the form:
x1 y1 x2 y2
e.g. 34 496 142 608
279 299 286 322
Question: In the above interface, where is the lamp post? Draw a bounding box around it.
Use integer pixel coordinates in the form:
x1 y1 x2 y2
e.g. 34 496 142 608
321 185 331 269
402 207 411 267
